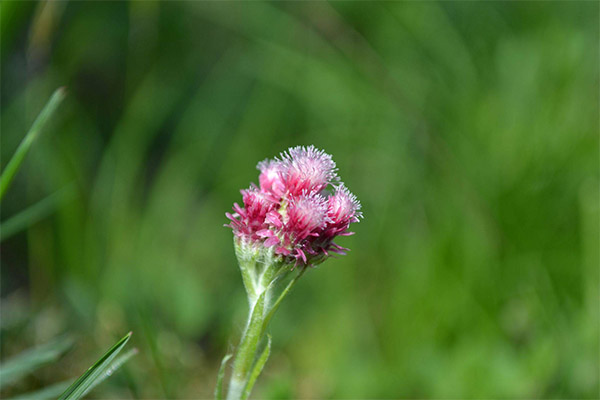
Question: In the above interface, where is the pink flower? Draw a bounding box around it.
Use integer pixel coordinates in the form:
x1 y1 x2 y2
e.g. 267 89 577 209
325 184 362 236
226 187 275 242
227 146 361 266
287 191 329 240
257 159 286 200
280 146 338 196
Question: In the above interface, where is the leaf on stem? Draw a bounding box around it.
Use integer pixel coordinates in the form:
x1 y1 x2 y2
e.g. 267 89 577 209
214 353 233 400
241 335 271 400
261 267 306 335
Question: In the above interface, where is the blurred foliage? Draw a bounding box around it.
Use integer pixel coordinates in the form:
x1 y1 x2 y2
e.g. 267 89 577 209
1 1 598 398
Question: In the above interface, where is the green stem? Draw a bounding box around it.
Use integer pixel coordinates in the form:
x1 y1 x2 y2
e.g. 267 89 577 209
225 266 305 400
241 335 271 400
227 291 267 400
0 87 66 201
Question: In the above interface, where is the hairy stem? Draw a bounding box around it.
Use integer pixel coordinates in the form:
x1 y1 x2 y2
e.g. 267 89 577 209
226 291 267 400
224 264 304 400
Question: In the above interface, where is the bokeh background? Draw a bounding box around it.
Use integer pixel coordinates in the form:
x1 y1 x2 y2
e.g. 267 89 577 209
1 1 598 398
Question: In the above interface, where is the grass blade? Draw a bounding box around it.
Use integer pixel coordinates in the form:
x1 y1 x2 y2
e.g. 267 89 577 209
0 336 73 389
214 353 232 400
0 184 76 241
9 380 72 400
57 332 132 400
0 87 66 201
241 335 271 400
80 348 138 398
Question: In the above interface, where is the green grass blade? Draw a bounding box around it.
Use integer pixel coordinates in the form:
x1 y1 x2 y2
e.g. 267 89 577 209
241 335 271 400
80 348 138 398
57 332 132 400
0 184 76 241
0 336 73 389
0 87 66 201
9 380 72 400
214 353 233 400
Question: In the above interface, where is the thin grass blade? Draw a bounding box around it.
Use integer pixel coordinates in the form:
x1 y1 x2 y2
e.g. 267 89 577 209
241 335 271 400
57 332 132 400
9 380 72 400
0 336 73 389
0 87 66 201
80 348 138 398
1 184 76 241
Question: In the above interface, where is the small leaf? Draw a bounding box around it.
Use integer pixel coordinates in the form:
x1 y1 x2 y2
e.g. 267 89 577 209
0 336 73 389
0 87 66 201
241 335 271 400
58 332 132 400
214 353 232 400
261 267 306 336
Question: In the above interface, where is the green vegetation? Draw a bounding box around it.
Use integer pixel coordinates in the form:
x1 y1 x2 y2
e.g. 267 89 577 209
58 332 134 400
1 1 598 398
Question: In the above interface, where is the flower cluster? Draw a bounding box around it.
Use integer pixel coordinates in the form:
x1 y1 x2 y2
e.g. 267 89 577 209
226 145 362 266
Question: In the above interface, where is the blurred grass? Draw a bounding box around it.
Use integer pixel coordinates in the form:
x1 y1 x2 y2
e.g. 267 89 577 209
0 336 72 388
1 1 598 398
0 87 65 200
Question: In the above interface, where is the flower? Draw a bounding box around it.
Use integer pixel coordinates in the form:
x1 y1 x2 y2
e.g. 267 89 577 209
226 145 362 266
226 187 275 243
325 184 362 235
280 146 338 196
257 159 286 200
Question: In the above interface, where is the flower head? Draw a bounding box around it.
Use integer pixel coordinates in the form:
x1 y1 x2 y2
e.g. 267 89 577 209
226 187 275 242
280 146 338 196
326 184 362 232
257 159 286 200
227 145 361 266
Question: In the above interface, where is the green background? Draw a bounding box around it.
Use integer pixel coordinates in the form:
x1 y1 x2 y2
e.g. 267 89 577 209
1 1 598 398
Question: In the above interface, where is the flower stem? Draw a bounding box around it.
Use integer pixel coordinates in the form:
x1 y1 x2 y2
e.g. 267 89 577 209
226 291 267 400
224 265 305 400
